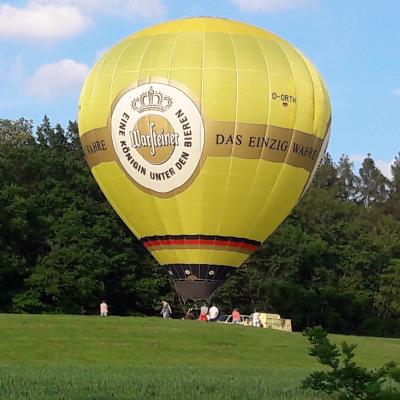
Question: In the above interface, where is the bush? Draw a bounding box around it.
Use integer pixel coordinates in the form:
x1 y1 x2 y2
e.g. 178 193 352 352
302 326 399 399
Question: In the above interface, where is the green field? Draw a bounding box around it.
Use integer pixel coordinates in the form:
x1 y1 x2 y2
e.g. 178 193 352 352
0 314 399 399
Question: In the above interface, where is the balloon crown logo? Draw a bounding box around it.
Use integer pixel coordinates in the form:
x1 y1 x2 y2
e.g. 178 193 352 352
131 86 173 113
110 82 205 194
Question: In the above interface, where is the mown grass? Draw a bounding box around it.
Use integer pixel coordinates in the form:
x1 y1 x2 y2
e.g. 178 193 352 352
0 314 399 399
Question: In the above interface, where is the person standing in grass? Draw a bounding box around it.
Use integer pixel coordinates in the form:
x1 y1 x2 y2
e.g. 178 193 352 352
252 310 260 328
100 300 108 317
161 301 172 319
198 304 209 322
198 313 207 322
232 308 241 324
208 304 219 322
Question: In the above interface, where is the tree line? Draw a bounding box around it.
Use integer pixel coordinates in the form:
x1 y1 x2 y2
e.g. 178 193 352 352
0 117 399 337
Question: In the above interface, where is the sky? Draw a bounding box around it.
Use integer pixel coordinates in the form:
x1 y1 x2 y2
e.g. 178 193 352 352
0 0 399 177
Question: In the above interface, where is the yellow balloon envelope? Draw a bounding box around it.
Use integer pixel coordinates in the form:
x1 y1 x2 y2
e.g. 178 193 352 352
78 17 331 302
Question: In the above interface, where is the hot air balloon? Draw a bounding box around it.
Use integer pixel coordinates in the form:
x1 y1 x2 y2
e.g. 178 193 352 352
78 17 331 303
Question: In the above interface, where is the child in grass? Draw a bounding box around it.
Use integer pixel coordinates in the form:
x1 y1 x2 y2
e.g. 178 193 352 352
100 300 108 317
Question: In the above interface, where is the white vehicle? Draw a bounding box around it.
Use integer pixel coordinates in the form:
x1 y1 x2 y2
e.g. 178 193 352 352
217 314 252 326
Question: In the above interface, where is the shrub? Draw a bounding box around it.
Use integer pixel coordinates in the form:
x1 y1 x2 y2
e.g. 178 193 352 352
302 326 399 399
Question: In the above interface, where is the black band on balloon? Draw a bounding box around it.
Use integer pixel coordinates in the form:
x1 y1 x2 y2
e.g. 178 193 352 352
166 264 235 302
165 264 234 282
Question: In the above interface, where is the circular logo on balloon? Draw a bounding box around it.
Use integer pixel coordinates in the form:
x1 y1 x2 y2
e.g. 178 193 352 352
111 82 204 193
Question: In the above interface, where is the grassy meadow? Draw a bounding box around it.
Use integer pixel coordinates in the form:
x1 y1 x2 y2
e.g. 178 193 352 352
0 314 399 399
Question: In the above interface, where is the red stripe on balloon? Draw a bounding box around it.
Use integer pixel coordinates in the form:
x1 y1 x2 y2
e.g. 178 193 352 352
143 239 258 251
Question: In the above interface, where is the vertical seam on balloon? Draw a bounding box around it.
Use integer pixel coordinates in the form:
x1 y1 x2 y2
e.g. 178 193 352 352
236 34 273 244
298 76 323 198
109 41 133 113
216 19 239 253
86 48 145 239
164 31 187 267
269 39 300 214
201 20 217 265
293 54 323 199
244 35 282 241
135 35 166 244
300 124 331 199
247 38 299 239
108 42 144 237
136 34 156 86
201 21 211 273
87 52 108 129
86 52 109 146
293 53 318 198
136 34 172 262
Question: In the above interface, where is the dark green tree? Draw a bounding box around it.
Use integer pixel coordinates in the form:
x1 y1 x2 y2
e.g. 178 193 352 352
374 259 400 320
337 155 360 200
359 154 390 207
313 152 338 190
390 153 400 193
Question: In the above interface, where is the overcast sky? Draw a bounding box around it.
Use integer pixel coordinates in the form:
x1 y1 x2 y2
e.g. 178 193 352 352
1 0 399 176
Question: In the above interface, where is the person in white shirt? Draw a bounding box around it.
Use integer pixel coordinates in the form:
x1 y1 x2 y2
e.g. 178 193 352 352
252 310 260 328
100 300 108 317
161 301 172 319
208 304 219 322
